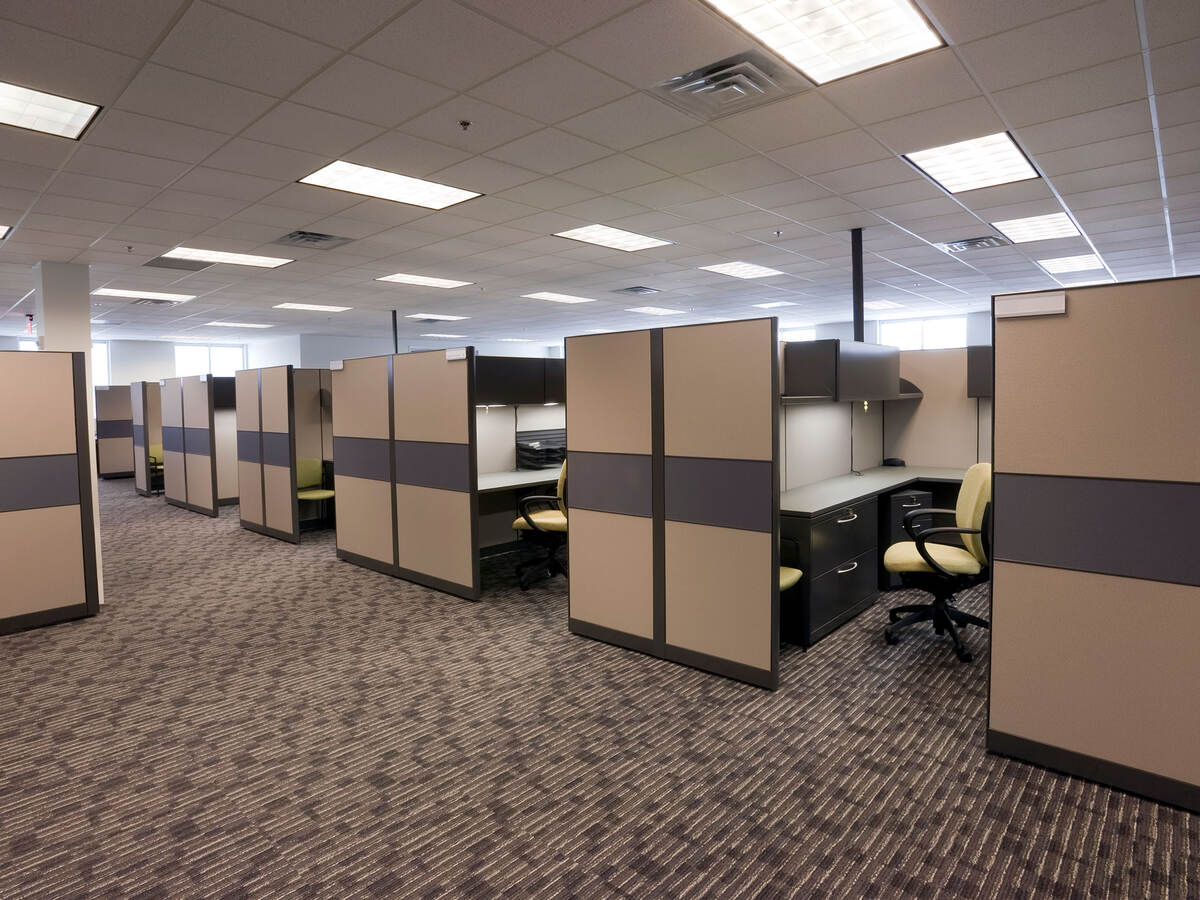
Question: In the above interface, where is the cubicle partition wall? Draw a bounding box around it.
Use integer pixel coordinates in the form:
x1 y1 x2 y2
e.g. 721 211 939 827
566 319 780 689
988 277 1200 812
130 380 162 496
1 351 100 634
883 348 990 469
94 384 135 478
236 365 332 543
332 350 480 600
161 375 237 516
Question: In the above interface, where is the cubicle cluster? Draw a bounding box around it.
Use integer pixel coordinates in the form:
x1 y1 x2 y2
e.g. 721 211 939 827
161 375 238 517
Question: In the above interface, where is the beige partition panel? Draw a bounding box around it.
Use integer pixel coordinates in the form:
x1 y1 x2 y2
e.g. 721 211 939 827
989 276 1200 812
567 320 780 688
161 377 187 507
392 349 477 599
95 385 135 478
235 369 264 528
131 381 163 497
181 375 217 516
332 356 394 566
0 351 99 633
884 349 981 468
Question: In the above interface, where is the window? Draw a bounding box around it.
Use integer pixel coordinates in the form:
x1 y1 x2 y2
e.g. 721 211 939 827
91 341 110 386
780 328 816 342
880 316 967 351
18 339 37 351
174 344 245 377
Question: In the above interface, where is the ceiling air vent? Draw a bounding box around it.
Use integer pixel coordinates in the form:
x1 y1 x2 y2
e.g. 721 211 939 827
144 255 212 272
274 230 353 250
650 50 812 121
938 235 1012 253
613 286 660 295
129 297 179 307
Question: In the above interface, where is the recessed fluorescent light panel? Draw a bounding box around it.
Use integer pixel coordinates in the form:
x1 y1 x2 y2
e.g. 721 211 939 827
864 300 903 310
0 81 100 139
752 300 795 309
0 225 11 239
700 261 785 279
904 132 1037 194
205 321 274 328
300 160 480 210
161 335 209 342
1037 254 1103 274
521 291 597 304
626 306 685 316
92 288 196 302
377 273 473 289
991 212 1080 244
554 224 671 252
497 338 533 342
164 247 292 268
405 313 468 321
421 333 466 338
273 302 352 312
700 0 943 85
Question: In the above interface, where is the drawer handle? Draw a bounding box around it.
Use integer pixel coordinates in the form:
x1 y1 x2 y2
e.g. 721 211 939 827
835 512 858 524
836 561 858 575
901 501 922 508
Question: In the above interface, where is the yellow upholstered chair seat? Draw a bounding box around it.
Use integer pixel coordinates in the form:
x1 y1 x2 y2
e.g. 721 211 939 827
148 443 163 465
512 509 568 533
779 566 802 591
297 488 335 502
884 541 982 576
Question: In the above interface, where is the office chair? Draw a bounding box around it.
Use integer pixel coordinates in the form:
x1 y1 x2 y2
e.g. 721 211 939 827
296 456 334 526
882 462 992 662
148 443 164 494
511 461 567 590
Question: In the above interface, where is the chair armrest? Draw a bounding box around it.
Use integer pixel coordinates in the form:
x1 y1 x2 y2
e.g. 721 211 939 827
902 507 957 540
914 526 981 578
518 494 561 532
780 535 802 568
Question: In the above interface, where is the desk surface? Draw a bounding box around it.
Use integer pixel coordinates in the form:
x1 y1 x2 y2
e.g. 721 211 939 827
780 465 966 517
477 469 559 494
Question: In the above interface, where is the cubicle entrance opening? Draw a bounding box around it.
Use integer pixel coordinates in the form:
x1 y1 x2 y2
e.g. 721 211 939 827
131 380 163 497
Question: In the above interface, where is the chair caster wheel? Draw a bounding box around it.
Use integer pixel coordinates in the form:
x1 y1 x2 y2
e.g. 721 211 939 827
884 631 899 645
888 610 900 622
957 650 973 663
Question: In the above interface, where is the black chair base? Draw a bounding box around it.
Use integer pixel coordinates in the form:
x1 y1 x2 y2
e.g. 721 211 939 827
516 552 568 590
883 574 989 662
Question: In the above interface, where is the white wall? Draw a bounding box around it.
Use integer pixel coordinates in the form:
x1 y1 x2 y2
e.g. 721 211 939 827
0 336 21 350
966 310 992 345
247 334 301 368
108 340 176 384
301 334 392 367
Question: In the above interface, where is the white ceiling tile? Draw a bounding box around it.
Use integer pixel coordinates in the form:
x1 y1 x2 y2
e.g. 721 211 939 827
732 179 832 207
627 126 752 174
0 0 189 56
291 56 454 128
1016 101 1152 154
152 2 339 97
32 195 138 224
920 0 1098 44
1164 151 1200 177
65 146 191 188
210 0 405 49
20 214 113 238
994 55 1147 129
346 131 472 179
613 176 716 207
958 0 1140 92
116 65 276 134
336 199 433 227
1036 133 1158 176
458 0 643 43
470 52 631 124
1063 180 1162 210
204 138 328 182
0 19 139 106
170 167 287 202
202 220 288 243
84 110 228 165
357 0 544 92
773 197 860 225
1160 122 1200 156
868 97 1006 157
447 195 544 225
0 160 57 194
149 190 251 219
243 103 385 157
124 206 221 233
1143 0 1200 49
559 93 699 152
769 129 892 178
685 156 796 194
487 129 611 175
8 227 94 249
667 196 755 221
811 158 915 195
821 50 980 125
399 97 542 154
714 93 855 152
433 155 541 193
1051 160 1163 196
1155 86 1200 129
0 128 75 172
495 177 600 209
846 179 944 211
232 203 327 229
561 0 748 89
46 172 158 207
557 154 669 192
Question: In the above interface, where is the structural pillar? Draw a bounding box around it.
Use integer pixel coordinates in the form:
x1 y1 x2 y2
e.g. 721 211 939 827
33 261 105 603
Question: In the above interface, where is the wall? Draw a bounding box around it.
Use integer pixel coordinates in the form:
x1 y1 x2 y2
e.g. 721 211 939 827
884 349 980 469
781 401 883 490
811 310 991 348
108 340 176 384
301 334 392 368
247 335 302 368
0 336 22 350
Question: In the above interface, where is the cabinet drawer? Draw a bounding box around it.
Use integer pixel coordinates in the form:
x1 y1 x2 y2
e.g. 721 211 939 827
811 498 876 576
808 548 878 642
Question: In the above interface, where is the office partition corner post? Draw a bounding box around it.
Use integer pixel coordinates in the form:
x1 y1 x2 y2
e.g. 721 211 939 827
73 352 100 618
467 346 481 601
288 365 300 544
206 376 219 517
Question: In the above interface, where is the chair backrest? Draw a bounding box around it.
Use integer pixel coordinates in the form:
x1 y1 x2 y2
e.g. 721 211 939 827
148 443 163 463
556 460 567 515
956 462 992 564
297 456 323 490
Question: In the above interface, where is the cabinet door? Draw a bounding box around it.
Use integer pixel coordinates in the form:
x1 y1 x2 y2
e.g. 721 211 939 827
810 499 876 577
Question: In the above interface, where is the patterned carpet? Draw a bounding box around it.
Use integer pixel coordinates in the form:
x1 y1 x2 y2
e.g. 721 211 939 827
0 480 1196 899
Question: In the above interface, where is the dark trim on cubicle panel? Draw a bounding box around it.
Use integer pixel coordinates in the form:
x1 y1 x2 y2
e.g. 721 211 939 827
72 352 100 618
568 618 657 658
388 354 399 571
287 366 299 542
770 317 780 683
467 346 481 602
649 329 666 655
205 376 219 517
133 381 154 497
566 450 653 518
0 456 81 511
0 602 93 636
987 730 1200 814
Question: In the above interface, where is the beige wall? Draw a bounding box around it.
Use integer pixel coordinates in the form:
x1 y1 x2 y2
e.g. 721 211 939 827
393 351 469 445
884 349 978 469
566 330 651 455
0 352 77 457
333 356 389 440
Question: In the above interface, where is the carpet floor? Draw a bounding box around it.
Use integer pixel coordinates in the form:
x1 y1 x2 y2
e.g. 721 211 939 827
0 479 1196 898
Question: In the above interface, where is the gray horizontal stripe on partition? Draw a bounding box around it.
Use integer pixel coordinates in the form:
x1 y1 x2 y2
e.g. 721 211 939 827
97 419 133 439
133 424 145 448
665 456 774 533
184 427 210 456
567 450 651 518
262 431 291 468
394 440 470 493
333 436 391 482
162 426 185 453
993 472 1200 587
237 430 260 463
0 454 81 512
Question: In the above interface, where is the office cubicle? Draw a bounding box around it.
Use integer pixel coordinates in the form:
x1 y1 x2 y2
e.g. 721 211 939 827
235 365 333 543
566 319 781 689
883 348 992 468
131 380 162 496
94 384 135 478
0 351 100 634
988 277 1200 812
161 375 237 516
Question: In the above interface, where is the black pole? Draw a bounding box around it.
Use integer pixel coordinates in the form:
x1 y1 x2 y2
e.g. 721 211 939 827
391 309 398 354
851 227 864 342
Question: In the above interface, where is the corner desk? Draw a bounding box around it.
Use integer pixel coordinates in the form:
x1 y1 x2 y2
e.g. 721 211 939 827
477 468 560 555
780 466 966 647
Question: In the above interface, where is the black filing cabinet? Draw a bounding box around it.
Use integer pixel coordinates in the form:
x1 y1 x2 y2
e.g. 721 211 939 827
781 499 878 647
879 489 931 590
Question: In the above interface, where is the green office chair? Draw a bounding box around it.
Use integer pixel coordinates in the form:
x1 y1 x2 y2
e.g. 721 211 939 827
882 462 992 662
511 462 567 590
296 456 334 526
